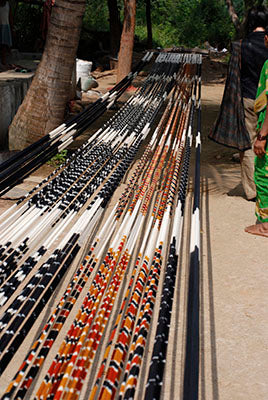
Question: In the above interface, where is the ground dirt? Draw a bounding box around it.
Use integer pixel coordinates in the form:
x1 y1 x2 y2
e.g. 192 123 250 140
0 53 267 400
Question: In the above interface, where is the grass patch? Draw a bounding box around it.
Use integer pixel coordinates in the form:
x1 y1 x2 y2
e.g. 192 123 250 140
47 150 68 167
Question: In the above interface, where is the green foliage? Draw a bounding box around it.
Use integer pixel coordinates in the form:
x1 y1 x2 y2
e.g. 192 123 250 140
81 0 237 50
12 0 268 57
83 0 110 31
143 0 235 49
13 3 43 51
47 150 68 167
233 0 245 19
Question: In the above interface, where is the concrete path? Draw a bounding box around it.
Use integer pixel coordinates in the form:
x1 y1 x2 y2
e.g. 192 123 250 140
198 82 268 400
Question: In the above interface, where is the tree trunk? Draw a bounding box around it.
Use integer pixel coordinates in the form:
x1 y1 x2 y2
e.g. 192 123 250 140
146 0 152 49
116 0 136 83
9 0 86 150
224 0 241 35
107 0 121 58
225 0 264 38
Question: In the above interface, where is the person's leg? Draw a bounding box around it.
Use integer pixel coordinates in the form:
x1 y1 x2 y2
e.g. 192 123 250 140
241 97 258 200
245 141 268 237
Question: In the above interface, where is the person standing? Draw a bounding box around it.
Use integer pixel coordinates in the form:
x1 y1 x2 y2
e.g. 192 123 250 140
0 0 13 70
245 35 268 237
209 6 268 201
240 6 268 201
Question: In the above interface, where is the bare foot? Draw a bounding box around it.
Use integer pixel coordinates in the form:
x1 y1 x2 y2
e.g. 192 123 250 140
245 222 268 237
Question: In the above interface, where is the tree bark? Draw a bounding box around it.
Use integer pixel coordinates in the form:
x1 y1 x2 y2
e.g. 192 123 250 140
9 0 86 150
224 0 241 35
107 0 121 58
146 0 152 49
116 0 136 83
225 0 265 38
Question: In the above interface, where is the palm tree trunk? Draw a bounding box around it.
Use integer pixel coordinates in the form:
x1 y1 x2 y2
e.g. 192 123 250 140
9 0 86 150
116 0 136 83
